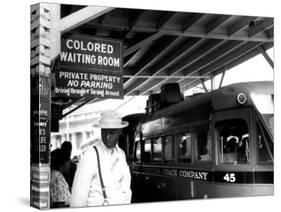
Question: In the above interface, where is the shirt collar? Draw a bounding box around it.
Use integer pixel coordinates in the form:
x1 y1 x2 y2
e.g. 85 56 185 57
99 140 119 155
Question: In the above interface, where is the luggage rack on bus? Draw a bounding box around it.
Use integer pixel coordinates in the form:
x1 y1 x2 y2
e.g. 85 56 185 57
145 83 184 114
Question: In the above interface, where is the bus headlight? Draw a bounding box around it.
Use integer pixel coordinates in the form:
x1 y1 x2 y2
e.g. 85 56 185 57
237 93 247 104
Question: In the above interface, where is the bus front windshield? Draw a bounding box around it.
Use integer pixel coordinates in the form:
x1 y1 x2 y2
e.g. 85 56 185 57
251 93 274 134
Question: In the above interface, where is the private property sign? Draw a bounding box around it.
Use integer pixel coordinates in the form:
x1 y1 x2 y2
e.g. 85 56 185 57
55 70 123 98
55 34 123 98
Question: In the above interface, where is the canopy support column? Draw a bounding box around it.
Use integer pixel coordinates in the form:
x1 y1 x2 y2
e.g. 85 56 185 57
219 70 226 88
200 79 208 93
211 76 215 91
259 46 274 69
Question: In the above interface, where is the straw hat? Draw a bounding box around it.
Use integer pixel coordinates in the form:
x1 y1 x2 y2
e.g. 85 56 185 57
93 110 129 129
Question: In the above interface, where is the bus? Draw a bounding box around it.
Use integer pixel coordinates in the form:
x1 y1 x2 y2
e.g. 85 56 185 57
122 81 274 203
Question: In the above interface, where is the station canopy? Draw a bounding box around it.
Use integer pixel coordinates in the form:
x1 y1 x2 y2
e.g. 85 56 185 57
54 5 273 117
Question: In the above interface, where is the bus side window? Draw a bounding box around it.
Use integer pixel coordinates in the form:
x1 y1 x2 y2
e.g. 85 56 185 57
215 119 250 164
178 133 192 163
134 141 141 162
164 136 174 161
196 130 211 161
257 121 273 163
143 139 151 162
152 137 162 161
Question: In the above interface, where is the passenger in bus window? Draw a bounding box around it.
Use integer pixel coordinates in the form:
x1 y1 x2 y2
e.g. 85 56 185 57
197 131 211 161
222 137 238 163
152 138 162 161
164 136 174 161
216 119 249 164
135 142 141 162
198 146 211 161
179 139 187 155
257 122 273 162
225 136 238 152
178 134 192 162
258 135 271 162
237 134 250 163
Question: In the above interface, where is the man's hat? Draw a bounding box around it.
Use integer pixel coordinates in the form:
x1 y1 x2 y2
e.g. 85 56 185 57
93 110 129 129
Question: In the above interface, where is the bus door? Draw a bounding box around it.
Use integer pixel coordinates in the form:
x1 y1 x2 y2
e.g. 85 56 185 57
140 137 162 202
132 133 178 202
141 136 177 202
174 123 213 200
159 135 178 201
211 107 255 198
130 130 152 203
173 129 193 200
130 137 143 203
191 124 213 199
251 109 274 195
131 135 165 202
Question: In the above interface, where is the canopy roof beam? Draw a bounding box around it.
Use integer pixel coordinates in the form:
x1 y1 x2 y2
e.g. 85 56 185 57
182 13 205 32
54 6 274 113
124 75 210 79
124 36 185 88
248 18 273 38
156 11 177 29
124 38 205 95
59 6 113 33
124 32 163 56
181 42 273 90
226 16 259 36
137 39 224 95
177 41 264 86
124 10 145 38
205 15 232 34
87 18 273 42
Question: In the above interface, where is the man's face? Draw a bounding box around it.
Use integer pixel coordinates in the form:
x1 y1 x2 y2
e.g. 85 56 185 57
101 128 122 149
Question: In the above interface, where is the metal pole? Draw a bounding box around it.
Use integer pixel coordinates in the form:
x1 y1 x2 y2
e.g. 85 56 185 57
200 79 208 93
258 46 274 69
66 115 69 141
211 76 214 91
123 75 210 79
219 70 226 88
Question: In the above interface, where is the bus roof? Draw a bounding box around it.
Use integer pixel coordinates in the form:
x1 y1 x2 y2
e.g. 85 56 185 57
145 81 273 120
223 81 273 94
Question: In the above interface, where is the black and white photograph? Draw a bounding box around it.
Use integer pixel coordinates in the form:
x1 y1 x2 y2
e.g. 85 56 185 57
29 2 274 209
0 0 279 212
